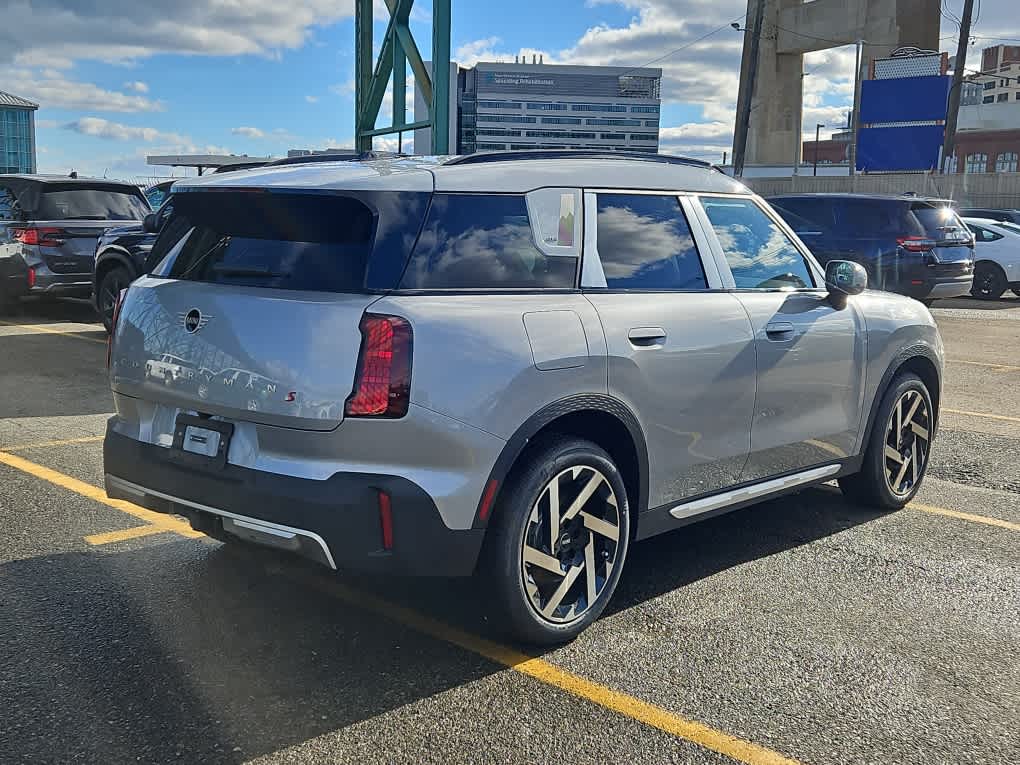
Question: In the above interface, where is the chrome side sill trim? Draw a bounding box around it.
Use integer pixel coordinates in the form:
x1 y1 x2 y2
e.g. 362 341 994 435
668 464 841 520
105 474 337 569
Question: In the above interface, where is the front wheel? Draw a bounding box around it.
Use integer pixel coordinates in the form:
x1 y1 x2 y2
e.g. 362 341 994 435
839 372 933 509
482 437 630 644
971 262 1007 300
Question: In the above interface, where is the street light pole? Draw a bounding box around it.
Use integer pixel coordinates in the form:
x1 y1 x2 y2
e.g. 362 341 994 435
813 123 824 176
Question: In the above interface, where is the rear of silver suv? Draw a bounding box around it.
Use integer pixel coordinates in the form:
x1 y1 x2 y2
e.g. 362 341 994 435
104 155 944 643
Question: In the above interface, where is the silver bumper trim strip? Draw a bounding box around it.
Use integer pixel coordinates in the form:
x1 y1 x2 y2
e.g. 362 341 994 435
105 474 337 569
668 464 841 520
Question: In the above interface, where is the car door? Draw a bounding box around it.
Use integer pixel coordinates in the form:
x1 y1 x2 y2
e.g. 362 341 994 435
696 195 867 483
581 191 756 509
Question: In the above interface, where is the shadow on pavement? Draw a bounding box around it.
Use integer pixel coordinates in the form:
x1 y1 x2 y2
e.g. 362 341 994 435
0 484 883 763
932 296 1020 311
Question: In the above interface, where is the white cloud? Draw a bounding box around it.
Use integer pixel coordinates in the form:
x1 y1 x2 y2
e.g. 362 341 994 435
305 95 319 103
35 118 58 129
231 126 265 139
7 67 164 112
63 117 188 144
1 0 357 67
123 80 149 93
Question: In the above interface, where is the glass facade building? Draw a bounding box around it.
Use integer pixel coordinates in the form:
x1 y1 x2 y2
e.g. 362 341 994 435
455 63 661 154
0 91 39 174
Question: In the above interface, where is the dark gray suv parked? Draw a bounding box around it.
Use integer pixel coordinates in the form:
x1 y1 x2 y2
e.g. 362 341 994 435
0 174 150 312
104 152 944 643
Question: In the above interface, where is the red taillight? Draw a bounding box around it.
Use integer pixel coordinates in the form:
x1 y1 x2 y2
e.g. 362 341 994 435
106 288 126 369
12 227 66 247
897 236 936 252
26 267 35 288
344 314 412 418
378 491 394 550
477 479 499 523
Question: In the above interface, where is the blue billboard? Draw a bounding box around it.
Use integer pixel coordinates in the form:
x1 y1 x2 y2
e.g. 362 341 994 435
857 74 951 172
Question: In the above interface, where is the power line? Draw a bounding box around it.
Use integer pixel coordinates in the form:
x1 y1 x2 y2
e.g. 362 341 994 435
615 14 748 78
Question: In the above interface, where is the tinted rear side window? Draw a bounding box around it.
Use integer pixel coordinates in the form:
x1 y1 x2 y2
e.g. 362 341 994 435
38 186 149 220
167 193 376 292
910 204 970 242
595 193 707 290
769 198 835 233
832 199 908 236
399 194 576 289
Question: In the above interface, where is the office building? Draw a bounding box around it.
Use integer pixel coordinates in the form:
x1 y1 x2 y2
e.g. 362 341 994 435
418 60 661 154
966 45 1020 105
0 91 39 174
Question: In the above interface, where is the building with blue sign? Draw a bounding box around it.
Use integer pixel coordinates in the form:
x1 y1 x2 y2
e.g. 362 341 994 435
452 61 661 154
0 91 39 174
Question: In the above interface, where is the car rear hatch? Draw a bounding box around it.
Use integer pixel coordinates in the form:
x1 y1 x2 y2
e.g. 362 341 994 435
906 202 974 266
19 183 149 274
110 185 430 431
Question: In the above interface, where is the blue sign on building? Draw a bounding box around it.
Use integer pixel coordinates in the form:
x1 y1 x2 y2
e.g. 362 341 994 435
856 75 951 172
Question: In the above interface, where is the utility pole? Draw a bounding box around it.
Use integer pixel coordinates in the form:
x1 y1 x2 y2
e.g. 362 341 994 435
813 123 824 176
943 0 976 173
848 39 864 176
732 0 766 178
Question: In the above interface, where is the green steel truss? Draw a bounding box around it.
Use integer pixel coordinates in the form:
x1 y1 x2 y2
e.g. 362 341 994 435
354 0 451 154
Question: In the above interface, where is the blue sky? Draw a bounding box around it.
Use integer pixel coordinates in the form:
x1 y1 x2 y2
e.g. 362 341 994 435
3 0 1012 181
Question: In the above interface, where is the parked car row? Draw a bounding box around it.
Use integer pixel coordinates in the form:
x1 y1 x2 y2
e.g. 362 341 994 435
4 164 1020 325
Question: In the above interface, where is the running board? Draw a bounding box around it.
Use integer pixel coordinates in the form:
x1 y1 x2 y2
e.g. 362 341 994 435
668 464 841 520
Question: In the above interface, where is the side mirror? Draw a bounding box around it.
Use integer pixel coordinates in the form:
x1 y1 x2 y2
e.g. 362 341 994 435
142 213 159 234
825 259 867 298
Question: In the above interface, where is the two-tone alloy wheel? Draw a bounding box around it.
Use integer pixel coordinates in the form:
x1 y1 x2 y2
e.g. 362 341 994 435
839 372 934 508
485 437 630 644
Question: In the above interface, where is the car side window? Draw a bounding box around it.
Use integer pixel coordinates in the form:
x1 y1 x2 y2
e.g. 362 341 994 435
701 197 816 290
0 185 19 221
971 225 1003 242
593 193 708 290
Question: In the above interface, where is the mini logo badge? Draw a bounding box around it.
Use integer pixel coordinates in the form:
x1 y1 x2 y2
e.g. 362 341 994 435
182 308 209 333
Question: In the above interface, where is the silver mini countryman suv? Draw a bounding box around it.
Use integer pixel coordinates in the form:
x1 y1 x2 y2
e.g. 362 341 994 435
104 151 943 643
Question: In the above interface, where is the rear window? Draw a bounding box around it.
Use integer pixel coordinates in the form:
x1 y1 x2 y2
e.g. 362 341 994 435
38 185 149 220
166 193 376 293
399 194 577 289
910 204 971 242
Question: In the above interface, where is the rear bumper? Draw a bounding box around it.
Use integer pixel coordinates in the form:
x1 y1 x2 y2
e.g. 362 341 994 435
103 427 486 576
895 261 974 300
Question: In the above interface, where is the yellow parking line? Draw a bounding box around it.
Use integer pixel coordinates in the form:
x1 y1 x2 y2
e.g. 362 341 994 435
0 319 107 345
303 575 801 765
85 524 171 546
942 407 1020 424
0 450 202 538
947 358 1020 373
910 502 1020 532
4 435 105 451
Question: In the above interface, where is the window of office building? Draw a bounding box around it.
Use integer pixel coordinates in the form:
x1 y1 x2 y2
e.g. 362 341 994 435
965 153 988 173
586 118 642 126
540 117 582 125
984 95 995 103
996 151 1019 172
998 93 1009 102
476 128 521 137
599 133 626 141
523 130 597 139
984 80 996 90
477 101 521 109
476 142 507 150
644 120 659 128
477 114 537 124
526 103 568 111
630 133 658 141
570 104 628 112
630 105 659 113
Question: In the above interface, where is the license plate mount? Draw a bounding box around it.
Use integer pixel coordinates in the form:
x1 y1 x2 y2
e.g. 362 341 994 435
171 414 233 469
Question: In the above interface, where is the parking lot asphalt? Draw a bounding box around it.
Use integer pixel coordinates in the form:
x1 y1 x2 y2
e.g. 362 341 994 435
1 297 1017 765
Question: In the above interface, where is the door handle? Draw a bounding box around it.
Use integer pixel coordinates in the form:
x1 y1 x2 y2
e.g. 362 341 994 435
628 327 667 347
765 321 795 340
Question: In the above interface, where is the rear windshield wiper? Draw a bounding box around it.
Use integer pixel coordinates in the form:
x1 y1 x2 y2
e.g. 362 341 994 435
61 215 109 220
211 264 287 278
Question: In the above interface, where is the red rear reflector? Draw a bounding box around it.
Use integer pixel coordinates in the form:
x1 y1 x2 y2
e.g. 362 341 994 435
378 491 394 550
12 227 66 247
910 279 924 285
345 314 412 418
477 479 499 523
897 236 936 252
26 267 35 288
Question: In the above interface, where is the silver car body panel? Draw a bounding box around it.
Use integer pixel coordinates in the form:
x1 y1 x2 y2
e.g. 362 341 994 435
107 156 945 545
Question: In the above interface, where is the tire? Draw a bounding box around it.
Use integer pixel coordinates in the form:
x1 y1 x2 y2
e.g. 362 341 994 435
971 261 1007 300
482 436 631 644
839 372 933 509
96 265 132 333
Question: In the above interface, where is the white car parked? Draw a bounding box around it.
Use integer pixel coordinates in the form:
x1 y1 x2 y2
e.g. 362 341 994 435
962 217 1020 299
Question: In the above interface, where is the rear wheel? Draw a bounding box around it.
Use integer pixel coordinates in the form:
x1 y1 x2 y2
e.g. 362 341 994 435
839 372 933 509
971 262 1007 300
483 437 630 644
97 265 132 333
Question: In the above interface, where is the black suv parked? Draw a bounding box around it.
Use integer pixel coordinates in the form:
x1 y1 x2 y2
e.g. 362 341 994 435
769 194 974 304
0 175 149 313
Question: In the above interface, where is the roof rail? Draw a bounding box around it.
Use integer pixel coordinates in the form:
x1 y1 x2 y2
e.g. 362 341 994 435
443 149 712 168
267 150 412 167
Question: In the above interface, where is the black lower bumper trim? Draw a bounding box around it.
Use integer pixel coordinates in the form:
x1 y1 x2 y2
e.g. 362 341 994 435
103 427 484 576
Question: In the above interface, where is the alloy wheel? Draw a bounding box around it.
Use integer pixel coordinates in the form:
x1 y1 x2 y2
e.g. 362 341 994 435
883 389 931 497
520 465 621 624
100 275 126 325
